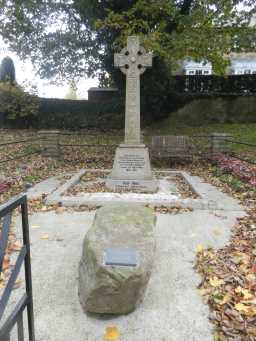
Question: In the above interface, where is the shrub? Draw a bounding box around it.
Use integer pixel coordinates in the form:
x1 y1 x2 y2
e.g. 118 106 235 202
0 82 39 120
212 153 256 187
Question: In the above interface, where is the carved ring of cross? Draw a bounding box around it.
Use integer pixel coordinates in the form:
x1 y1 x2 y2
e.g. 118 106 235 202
114 40 152 76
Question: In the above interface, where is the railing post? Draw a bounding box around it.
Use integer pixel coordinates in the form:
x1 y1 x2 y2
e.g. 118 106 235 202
21 198 35 341
39 130 62 159
210 132 233 156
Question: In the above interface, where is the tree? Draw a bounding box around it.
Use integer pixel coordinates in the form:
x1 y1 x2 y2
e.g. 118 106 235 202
0 1 255 117
0 1 255 79
0 56 15 84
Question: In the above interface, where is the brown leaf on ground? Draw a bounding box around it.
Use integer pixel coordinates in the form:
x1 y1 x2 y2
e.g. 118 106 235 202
193 161 256 339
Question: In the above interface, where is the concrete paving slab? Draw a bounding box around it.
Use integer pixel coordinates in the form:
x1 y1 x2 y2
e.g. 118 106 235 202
26 175 69 199
7 205 245 341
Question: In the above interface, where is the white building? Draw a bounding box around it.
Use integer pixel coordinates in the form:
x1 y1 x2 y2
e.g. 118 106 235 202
183 54 256 75
229 53 256 74
183 60 213 75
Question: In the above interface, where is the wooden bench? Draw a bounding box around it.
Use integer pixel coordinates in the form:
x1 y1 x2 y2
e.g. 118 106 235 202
150 135 194 161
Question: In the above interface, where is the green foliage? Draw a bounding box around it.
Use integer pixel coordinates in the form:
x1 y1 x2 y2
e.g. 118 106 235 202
11 97 124 130
0 0 254 123
0 82 39 119
0 0 255 81
0 56 15 83
212 167 247 192
0 0 255 121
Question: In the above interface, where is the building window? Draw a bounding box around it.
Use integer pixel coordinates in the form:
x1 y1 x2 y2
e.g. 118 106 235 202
244 70 251 74
195 70 203 75
204 71 209 75
189 71 195 75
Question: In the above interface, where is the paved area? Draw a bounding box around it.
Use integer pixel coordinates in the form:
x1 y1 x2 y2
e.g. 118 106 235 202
26 175 68 199
8 203 245 341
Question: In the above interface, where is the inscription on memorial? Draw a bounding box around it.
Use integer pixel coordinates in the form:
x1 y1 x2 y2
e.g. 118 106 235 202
104 248 138 267
118 154 146 172
115 181 148 192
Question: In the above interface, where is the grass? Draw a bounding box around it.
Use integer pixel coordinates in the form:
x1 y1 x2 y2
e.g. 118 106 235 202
144 120 256 154
144 119 256 142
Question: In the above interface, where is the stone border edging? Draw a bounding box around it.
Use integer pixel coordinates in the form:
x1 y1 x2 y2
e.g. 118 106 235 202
46 169 243 211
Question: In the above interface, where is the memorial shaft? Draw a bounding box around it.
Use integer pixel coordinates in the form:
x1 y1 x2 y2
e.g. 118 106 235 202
125 75 140 145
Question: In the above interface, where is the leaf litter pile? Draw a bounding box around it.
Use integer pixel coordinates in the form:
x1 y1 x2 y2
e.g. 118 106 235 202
188 161 256 340
167 174 198 199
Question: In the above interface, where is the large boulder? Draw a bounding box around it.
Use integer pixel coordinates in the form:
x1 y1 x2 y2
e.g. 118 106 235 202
78 203 156 315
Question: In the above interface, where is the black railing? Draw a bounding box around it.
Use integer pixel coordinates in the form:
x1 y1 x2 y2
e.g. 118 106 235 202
173 75 256 94
0 137 40 164
0 195 35 341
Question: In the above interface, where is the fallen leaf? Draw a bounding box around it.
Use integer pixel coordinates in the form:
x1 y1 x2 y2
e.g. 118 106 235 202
209 276 224 288
2 256 11 271
55 206 65 214
13 278 22 289
235 303 249 313
10 240 22 251
246 273 256 282
213 228 222 236
197 288 207 296
104 326 120 341
40 234 49 240
196 244 204 253
235 286 253 299
219 293 232 305
31 225 40 229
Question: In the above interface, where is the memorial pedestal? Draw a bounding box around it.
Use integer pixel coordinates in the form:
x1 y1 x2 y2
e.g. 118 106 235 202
106 145 158 193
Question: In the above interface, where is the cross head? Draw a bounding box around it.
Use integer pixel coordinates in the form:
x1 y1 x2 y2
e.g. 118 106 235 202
114 36 152 76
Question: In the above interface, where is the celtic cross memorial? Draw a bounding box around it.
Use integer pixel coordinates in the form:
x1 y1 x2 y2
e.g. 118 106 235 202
114 36 152 145
106 36 158 192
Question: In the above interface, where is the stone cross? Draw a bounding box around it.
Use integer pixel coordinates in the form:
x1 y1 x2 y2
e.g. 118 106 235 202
114 36 152 145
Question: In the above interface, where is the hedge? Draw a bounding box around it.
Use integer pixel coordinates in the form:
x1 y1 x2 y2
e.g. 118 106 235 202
171 95 256 126
4 97 124 130
2 93 256 130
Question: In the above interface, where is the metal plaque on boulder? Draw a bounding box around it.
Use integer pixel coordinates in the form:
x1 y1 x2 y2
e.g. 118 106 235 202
104 247 137 267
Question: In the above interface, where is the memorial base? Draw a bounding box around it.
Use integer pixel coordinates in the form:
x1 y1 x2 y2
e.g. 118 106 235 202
106 145 158 193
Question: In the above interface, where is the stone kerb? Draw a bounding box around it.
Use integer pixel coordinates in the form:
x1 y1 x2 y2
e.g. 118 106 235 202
78 203 156 315
39 130 62 159
210 132 233 155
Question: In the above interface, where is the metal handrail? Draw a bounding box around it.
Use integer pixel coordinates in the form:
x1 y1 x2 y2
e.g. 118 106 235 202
0 138 39 147
0 194 35 341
